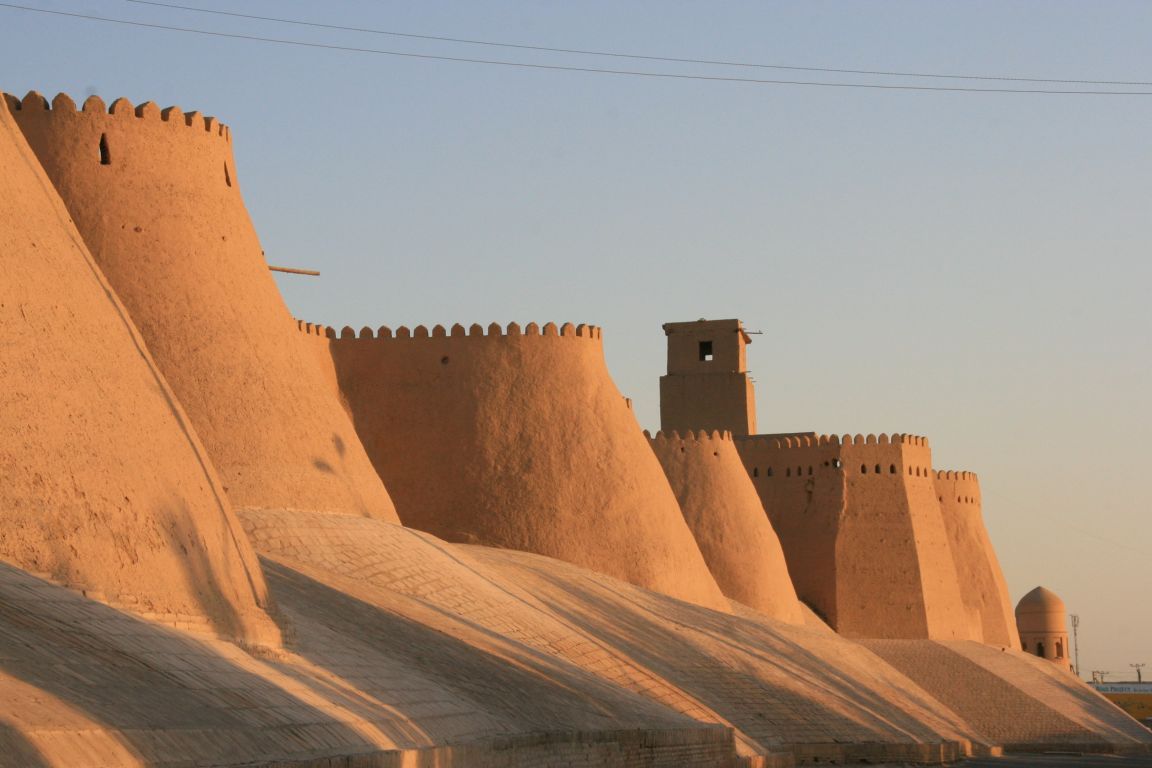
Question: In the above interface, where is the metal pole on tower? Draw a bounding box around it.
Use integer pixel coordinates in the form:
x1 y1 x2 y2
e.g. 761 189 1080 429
1071 614 1081 678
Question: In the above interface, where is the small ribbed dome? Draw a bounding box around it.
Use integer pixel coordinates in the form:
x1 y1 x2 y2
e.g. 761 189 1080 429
1015 586 1066 615
1015 586 1068 636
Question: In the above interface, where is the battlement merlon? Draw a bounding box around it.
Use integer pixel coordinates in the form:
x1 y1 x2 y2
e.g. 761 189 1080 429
645 429 734 444
734 432 937 478
296 319 603 341
736 432 930 450
5 91 232 141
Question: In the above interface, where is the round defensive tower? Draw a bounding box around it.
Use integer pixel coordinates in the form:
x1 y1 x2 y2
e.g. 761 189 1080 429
1016 586 1073 670
647 430 804 623
314 321 730 612
934 470 1018 646
0 96 277 644
6 91 396 521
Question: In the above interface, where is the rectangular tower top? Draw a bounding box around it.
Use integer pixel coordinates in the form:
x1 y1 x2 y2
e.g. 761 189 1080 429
662 318 751 374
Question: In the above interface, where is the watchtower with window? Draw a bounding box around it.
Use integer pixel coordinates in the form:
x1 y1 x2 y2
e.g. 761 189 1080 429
659 318 756 436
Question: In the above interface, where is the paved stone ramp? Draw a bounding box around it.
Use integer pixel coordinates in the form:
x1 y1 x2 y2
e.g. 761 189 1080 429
241 509 974 764
865 640 1152 753
0 561 739 767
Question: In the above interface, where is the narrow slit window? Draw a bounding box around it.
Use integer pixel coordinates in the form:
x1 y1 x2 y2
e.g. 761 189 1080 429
698 340 713 362
889 464 897 474
99 133 111 165
224 162 232 187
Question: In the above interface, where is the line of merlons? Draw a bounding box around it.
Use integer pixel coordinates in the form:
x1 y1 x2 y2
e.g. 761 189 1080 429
296 319 603 341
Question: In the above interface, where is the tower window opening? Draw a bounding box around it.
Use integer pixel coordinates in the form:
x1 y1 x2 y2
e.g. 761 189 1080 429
861 464 868 474
807 466 813 475
832 458 842 469
889 464 897 474
786 468 791 478
99 133 110 165
766 467 773 477
752 467 759 478
698 340 713 362
875 463 882 474
1056 640 1064 658
224 161 232 187
1037 642 1046 657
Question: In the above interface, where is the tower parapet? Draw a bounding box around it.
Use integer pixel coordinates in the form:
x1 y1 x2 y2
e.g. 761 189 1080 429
733 431 972 640
0 94 277 645
9 91 397 521
308 319 730 611
646 429 804 622
660 319 757 436
934 469 1018 647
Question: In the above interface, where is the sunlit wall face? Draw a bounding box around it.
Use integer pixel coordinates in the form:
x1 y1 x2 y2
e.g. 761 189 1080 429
2 0 1148 676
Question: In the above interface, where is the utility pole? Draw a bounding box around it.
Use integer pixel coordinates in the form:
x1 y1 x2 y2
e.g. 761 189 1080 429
1071 614 1081 678
1131 663 1146 684
1092 670 1110 685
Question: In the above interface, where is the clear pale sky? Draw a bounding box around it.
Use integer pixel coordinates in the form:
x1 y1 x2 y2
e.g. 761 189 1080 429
3 1 1148 679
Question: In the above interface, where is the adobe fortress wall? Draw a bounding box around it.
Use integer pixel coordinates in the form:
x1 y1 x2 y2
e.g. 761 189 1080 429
647 429 804 623
7 91 396 521
0 96 277 644
735 433 974 641
933 470 1018 647
304 320 730 611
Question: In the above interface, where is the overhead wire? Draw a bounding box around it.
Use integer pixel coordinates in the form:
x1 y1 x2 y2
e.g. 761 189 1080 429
2 3 1151 95
122 0 1152 88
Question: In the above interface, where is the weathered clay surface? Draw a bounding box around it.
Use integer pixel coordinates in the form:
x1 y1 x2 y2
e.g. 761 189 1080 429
647 430 804 623
736 433 975 640
0 96 276 644
934 470 1019 646
865 639 1150 752
7 91 396 521
308 323 730 611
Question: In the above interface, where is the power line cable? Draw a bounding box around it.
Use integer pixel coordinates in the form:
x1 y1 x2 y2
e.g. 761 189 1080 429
121 0 1152 87
3 3 1151 95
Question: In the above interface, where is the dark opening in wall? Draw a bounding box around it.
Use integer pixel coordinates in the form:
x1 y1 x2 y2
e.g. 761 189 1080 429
832 458 842 469
1056 640 1064 658
1037 642 1046 657
861 464 867 474
224 162 232 187
99 134 110 165
875 464 882 474
698 340 713 362
766 467 773 477
752 467 759 477
890 464 897 474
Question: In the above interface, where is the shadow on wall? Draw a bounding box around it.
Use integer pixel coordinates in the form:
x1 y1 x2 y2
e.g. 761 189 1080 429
0 561 372 765
0 722 50 768
154 490 262 642
259 558 699 736
516 560 961 749
312 433 372 517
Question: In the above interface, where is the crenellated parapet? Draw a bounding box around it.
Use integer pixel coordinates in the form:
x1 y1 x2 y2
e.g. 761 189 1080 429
297 319 603 341
645 429 733 443
736 432 935 482
934 469 981 506
7 90 239 193
4 90 232 140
